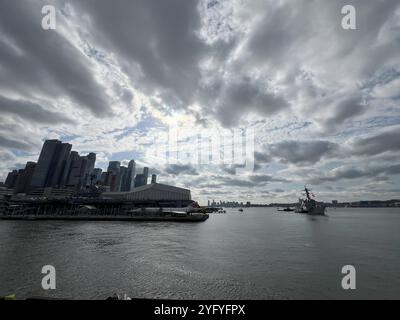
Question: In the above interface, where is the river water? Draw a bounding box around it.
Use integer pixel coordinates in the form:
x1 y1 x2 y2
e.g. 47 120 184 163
0 207 399 299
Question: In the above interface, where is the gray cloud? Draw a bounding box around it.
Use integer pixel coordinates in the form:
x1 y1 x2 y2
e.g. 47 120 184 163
0 136 35 151
319 96 366 133
309 164 400 185
0 0 112 117
73 0 206 109
255 151 272 164
196 174 286 189
0 0 399 201
218 177 257 188
0 95 73 124
351 127 400 156
212 77 290 127
0 150 16 162
261 127 400 167
220 164 263 175
165 164 199 176
248 175 287 184
269 140 339 165
220 165 240 175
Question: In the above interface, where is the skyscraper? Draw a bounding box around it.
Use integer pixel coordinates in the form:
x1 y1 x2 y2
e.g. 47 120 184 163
49 142 72 187
134 174 144 188
92 168 103 184
66 153 88 188
119 166 128 191
143 167 149 185
60 151 74 186
30 139 72 188
107 161 121 175
61 151 79 186
103 171 119 192
30 139 60 188
5 170 19 188
85 153 96 185
134 167 150 188
127 160 136 191
107 161 121 191
14 162 36 194
60 151 96 189
151 174 157 184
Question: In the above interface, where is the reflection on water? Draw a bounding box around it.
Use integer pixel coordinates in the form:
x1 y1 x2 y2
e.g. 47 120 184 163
0 208 399 299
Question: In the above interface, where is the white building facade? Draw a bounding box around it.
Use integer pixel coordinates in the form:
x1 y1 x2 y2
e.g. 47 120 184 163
101 183 191 201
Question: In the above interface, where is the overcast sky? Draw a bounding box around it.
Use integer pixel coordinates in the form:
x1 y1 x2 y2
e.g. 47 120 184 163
0 0 399 203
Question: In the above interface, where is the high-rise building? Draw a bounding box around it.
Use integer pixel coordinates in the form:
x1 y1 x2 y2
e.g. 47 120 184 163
100 171 107 185
92 168 103 184
119 166 128 191
134 167 150 188
3 139 98 194
14 162 36 194
5 170 19 188
85 153 96 185
30 140 59 188
126 160 136 191
143 167 149 184
60 151 75 186
65 152 93 189
102 171 119 192
118 160 136 192
66 153 84 187
151 174 157 184
61 151 96 189
134 174 144 188
30 139 72 188
107 161 121 191
61 151 78 186
107 161 121 174
49 142 72 187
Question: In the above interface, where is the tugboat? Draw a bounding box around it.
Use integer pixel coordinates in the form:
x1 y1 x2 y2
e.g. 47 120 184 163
295 186 326 215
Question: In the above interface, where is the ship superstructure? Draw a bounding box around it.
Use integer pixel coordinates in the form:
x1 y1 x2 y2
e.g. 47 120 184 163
295 186 326 215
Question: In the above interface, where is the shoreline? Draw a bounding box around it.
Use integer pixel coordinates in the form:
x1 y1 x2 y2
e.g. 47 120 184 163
0 213 209 222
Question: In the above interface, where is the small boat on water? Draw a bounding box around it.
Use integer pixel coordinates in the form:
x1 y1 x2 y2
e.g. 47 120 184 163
238 208 244 212
295 186 326 215
277 207 294 212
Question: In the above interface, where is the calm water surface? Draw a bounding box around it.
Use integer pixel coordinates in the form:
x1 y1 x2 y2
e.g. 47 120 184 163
1 208 399 299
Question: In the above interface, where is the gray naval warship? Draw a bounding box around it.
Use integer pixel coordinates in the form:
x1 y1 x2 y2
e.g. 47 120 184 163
295 186 326 215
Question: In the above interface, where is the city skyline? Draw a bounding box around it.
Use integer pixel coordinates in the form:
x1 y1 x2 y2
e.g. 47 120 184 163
2 139 157 195
0 0 399 203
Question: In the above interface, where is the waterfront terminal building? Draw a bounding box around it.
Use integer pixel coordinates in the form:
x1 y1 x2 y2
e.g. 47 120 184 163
100 183 191 202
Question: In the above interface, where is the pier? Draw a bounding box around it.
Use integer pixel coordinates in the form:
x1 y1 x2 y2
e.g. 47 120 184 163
0 197 209 222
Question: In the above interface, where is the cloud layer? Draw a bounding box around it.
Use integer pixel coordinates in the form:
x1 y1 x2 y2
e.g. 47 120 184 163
0 0 399 203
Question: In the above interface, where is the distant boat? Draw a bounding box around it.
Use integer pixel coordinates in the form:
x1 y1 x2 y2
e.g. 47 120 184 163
238 208 244 212
295 186 326 215
277 207 294 212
